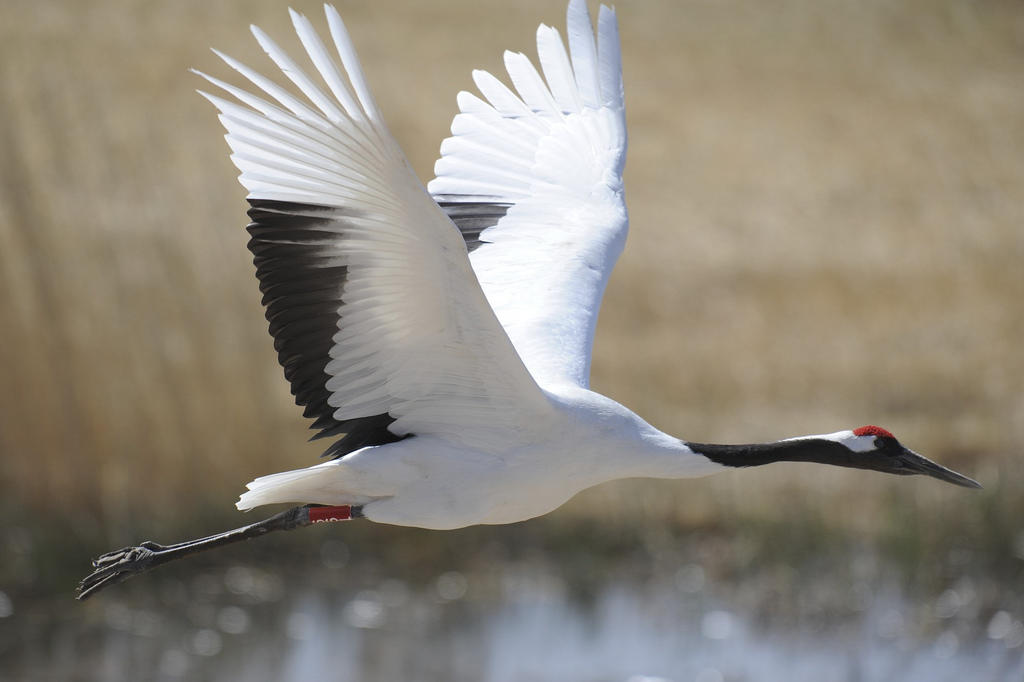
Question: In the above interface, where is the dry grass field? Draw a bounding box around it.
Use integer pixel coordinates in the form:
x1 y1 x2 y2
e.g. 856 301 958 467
0 0 1022 601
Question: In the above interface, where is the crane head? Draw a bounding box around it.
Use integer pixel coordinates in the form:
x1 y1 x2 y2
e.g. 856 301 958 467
843 425 982 488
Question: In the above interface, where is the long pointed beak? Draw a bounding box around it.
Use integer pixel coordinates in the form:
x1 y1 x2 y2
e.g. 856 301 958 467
896 447 982 488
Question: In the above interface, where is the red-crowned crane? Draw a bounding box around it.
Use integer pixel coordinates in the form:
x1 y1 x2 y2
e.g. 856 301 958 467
79 0 979 599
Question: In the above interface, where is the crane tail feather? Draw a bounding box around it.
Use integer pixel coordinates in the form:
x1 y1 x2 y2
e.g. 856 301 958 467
236 463 372 511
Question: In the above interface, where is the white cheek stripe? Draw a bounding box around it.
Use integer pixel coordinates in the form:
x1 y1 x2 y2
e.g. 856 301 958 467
784 429 878 453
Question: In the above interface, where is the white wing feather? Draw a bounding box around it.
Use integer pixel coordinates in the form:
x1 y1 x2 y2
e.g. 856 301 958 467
198 5 551 448
428 0 627 389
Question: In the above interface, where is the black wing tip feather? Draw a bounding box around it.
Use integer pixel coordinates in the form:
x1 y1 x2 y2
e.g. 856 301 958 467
246 196 506 459
435 195 513 253
245 198 402 459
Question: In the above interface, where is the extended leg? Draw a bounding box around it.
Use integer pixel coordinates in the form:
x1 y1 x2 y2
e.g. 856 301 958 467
77 504 360 600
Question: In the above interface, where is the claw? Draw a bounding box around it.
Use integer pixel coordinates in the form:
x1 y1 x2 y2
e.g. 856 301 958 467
78 543 162 600
91 547 132 568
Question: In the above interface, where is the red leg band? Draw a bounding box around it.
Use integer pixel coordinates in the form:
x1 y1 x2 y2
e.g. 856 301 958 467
308 505 352 523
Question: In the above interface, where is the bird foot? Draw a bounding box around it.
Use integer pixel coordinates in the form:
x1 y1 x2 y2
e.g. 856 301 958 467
78 541 168 600
76 505 335 600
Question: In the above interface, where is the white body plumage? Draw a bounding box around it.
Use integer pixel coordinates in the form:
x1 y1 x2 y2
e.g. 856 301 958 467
243 386 722 529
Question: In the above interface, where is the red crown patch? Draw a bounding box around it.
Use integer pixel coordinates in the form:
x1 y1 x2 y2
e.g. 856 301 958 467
853 425 894 439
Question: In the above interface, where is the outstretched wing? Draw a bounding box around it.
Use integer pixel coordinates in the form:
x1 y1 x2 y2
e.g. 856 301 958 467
428 0 628 389
196 5 551 458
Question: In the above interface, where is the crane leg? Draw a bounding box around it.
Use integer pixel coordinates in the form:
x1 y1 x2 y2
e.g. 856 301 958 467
77 504 360 600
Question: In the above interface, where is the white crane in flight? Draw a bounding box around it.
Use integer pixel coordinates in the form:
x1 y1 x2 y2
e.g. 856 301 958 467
79 0 978 599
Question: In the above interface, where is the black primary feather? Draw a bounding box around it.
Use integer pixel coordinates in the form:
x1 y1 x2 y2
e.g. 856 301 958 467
245 197 511 459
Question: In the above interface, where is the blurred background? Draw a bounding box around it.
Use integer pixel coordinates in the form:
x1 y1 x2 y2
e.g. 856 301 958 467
1 0 1022 680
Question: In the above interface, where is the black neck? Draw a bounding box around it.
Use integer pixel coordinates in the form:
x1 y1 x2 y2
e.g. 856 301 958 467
686 438 856 469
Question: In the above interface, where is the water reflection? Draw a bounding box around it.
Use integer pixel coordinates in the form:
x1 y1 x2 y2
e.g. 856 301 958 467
4 550 1022 682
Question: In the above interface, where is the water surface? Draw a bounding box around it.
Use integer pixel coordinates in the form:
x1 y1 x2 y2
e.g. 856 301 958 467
4 539 1021 682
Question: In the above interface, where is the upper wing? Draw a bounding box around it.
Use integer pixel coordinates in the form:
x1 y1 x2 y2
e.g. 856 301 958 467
195 5 551 458
428 0 628 389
